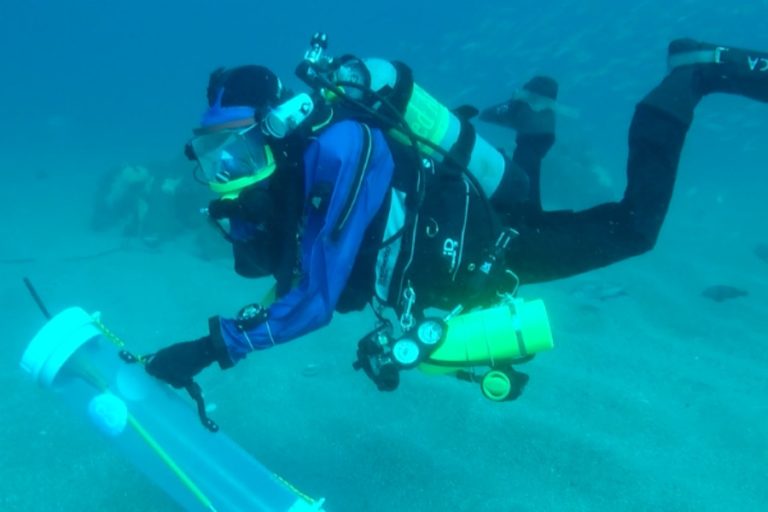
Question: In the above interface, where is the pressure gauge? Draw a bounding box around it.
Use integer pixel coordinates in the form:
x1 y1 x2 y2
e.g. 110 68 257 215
392 338 422 369
417 319 446 346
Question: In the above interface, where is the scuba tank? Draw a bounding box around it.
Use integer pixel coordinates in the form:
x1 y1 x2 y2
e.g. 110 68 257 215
333 57 507 198
294 33 512 200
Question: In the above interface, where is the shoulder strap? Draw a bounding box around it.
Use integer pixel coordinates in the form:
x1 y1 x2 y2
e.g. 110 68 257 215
332 123 374 239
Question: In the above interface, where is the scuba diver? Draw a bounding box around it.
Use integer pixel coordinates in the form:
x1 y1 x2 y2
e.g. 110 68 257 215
144 36 768 402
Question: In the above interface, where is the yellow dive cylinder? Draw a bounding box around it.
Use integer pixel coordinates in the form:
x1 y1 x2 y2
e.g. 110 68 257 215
419 299 554 375
362 58 507 197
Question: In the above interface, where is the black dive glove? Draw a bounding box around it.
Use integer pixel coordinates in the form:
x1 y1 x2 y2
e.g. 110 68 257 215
207 186 275 222
207 198 239 220
145 336 217 389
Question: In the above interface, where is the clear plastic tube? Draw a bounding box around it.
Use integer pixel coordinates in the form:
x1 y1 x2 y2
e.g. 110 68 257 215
21 308 323 512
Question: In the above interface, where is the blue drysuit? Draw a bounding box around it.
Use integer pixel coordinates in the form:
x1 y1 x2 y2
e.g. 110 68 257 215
213 120 394 364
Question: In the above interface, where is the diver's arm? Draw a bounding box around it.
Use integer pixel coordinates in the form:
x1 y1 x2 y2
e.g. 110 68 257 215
212 121 394 365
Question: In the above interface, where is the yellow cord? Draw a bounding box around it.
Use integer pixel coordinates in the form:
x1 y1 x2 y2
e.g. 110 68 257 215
126 414 218 511
271 472 317 506
73 347 218 511
91 316 126 349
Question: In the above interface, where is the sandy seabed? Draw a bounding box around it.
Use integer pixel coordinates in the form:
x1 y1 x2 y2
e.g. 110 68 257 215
1 162 766 512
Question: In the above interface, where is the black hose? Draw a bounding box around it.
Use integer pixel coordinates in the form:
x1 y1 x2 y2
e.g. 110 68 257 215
23 277 52 320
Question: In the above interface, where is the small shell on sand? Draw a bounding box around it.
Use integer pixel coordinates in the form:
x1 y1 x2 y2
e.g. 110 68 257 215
301 364 322 377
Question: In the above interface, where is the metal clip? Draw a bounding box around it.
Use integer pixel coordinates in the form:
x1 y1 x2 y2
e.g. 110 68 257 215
497 227 518 250
399 285 417 331
443 304 464 322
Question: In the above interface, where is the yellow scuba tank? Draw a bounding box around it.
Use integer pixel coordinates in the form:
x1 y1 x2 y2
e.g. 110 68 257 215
334 58 508 198
419 298 554 375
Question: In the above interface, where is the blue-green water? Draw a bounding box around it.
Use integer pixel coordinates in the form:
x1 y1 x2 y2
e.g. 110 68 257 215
2 1 767 511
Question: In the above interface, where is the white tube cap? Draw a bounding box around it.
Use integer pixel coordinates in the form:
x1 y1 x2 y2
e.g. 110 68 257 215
20 307 101 387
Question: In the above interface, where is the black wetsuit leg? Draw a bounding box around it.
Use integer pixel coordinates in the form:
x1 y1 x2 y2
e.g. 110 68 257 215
491 133 554 217
506 70 695 284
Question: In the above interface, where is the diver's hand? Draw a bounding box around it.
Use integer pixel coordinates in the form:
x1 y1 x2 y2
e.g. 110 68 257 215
207 198 239 220
145 336 217 388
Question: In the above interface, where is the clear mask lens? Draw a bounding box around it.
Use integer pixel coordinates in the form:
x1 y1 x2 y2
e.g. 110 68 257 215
190 124 269 184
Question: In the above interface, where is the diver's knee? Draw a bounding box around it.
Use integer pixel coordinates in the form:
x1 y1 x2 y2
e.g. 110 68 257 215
626 219 663 257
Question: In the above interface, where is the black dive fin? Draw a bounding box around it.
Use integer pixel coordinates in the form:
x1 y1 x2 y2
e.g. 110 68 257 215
452 105 480 120
480 75 559 130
